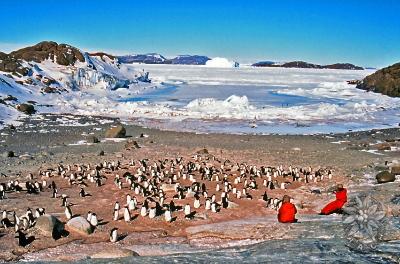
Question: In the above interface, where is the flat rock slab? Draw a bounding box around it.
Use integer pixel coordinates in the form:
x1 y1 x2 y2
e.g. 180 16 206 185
90 248 139 259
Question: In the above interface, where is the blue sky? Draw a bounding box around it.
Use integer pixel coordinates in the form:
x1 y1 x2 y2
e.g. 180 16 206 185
1 0 399 67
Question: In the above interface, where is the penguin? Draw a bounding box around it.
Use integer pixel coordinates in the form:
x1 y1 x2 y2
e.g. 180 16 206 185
261 191 268 202
110 228 118 243
113 209 119 221
123 207 131 222
15 230 31 247
114 202 120 211
87 211 93 223
79 188 86 197
140 205 147 217
149 207 156 219
205 199 211 210
61 195 68 207
184 204 192 219
126 194 132 205
90 213 98 227
164 208 172 222
128 199 136 211
52 188 58 198
65 206 72 220
211 202 218 213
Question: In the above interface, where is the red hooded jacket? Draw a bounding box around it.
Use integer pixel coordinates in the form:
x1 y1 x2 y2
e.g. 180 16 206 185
320 188 347 215
278 202 297 223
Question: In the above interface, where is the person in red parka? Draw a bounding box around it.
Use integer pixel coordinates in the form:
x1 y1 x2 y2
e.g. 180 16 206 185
278 195 297 223
320 184 347 215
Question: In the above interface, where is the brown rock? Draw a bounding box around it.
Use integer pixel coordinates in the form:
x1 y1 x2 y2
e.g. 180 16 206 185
375 143 391 151
376 171 395 184
66 217 93 235
105 124 126 138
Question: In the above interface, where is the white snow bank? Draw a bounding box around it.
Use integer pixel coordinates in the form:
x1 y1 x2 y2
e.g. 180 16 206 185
205 57 238 68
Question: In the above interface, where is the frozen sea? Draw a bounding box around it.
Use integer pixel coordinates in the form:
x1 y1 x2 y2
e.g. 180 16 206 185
116 64 400 135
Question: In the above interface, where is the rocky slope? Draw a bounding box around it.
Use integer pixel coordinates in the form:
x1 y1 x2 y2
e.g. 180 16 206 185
356 62 400 97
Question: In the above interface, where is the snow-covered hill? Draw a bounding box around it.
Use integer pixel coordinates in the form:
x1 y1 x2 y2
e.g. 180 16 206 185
0 41 152 127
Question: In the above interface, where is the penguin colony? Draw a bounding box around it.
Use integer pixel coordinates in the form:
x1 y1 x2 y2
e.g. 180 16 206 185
0 153 334 246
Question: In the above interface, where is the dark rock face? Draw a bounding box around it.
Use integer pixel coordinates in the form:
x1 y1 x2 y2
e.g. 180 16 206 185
105 124 126 138
0 52 30 76
16 103 36 114
324 63 364 70
118 53 166 64
356 63 400 97
376 171 395 183
9 41 84 66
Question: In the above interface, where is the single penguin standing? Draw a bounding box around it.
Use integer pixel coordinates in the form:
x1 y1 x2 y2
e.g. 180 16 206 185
123 207 131 222
65 205 72 220
110 227 118 243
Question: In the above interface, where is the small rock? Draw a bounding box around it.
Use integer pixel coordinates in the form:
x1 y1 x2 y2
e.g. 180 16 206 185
66 216 93 235
35 215 64 238
98 150 105 156
90 248 139 259
86 135 99 144
16 103 36 115
105 124 126 138
376 171 395 184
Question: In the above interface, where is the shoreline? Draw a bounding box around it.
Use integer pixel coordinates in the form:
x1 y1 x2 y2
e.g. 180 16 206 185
0 114 399 262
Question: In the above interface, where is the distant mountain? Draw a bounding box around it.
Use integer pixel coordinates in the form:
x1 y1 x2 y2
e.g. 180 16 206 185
118 54 210 65
118 53 167 64
280 61 323 69
252 60 364 70
324 63 364 70
170 55 210 65
251 61 276 67
356 62 400 97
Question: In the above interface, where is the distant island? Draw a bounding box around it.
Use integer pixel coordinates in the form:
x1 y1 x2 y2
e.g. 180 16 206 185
252 60 364 70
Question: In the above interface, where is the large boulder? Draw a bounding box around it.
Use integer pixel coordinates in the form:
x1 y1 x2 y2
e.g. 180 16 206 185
66 216 93 235
90 248 139 259
376 171 395 184
35 215 64 238
357 62 400 97
105 124 126 138
16 103 36 115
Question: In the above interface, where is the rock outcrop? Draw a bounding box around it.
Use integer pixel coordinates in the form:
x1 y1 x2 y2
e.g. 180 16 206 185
356 63 400 97
105 124 126 138
9 41 84 66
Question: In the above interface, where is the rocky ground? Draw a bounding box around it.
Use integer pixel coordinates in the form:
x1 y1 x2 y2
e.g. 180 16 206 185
0 114 400 262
